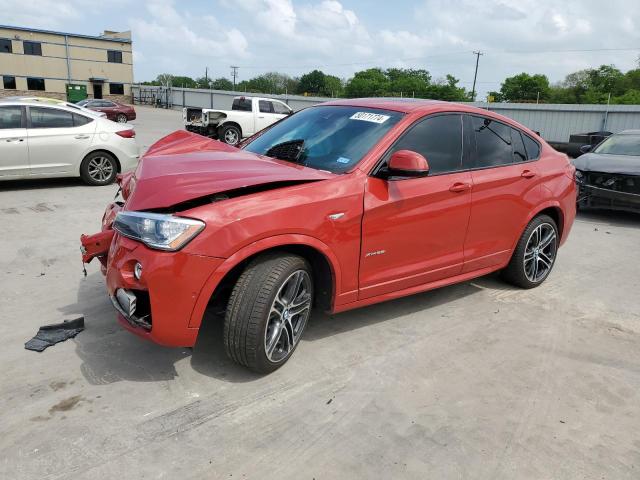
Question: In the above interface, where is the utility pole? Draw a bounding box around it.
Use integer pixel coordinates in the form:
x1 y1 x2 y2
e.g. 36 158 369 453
205 66 208 84
230 66 239 90
471 51 483 102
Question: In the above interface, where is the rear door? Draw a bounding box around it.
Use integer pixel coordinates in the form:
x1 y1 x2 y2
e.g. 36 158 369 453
27 106 96 175
0 105 29 177
462 115 543 272
360 114 472 299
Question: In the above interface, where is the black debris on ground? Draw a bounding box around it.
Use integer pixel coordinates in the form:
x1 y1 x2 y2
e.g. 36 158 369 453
24 317 85 352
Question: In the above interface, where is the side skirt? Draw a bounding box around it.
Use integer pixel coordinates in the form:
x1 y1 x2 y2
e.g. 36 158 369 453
332 263 505 314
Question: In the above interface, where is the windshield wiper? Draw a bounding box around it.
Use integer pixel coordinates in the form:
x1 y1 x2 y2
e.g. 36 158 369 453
265 139 306 163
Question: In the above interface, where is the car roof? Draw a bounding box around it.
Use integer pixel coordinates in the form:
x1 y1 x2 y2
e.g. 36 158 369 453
0 97 105 116
618 129 640 135
318 97 539 134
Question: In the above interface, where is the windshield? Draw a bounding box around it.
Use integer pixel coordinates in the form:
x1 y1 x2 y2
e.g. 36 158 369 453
243 105 404 173
593 134 640 156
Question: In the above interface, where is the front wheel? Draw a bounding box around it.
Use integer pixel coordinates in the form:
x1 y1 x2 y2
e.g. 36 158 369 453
224 254 313 373
502 214 559 289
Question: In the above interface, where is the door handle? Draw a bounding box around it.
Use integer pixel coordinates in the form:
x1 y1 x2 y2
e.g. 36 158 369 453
521 170 536 179
5 138 24 142
75 135 90 139
258 115 265 119
449 182 471 193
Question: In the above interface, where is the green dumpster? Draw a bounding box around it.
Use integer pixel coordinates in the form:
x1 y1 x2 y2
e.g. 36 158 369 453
66 84 87 103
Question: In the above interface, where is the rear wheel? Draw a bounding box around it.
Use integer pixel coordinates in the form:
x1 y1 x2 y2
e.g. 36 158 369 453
502 214 559 289
80 151 118 186
116 113 128 123
224 254 313 373
219 124 241 146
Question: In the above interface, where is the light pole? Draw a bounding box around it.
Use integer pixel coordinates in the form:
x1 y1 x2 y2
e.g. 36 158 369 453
471 51 483 102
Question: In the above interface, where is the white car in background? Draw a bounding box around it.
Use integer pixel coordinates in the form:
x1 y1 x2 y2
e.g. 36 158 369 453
183 96 293 145
0 98 138 186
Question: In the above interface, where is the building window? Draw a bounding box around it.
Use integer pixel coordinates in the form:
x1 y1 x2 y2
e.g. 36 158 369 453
3 76 16 89
107 50 122 63
0 39 12 53
109 83 124 95
23 41 42 56
27 77 46 91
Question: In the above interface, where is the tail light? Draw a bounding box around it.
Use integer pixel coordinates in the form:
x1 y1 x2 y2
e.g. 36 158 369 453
116 129 135 138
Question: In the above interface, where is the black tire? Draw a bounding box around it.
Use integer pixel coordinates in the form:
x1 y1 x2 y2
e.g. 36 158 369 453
219 124 241 146
502 214 559 289
79 151 118 186
116 113 128 123
224 253 313 373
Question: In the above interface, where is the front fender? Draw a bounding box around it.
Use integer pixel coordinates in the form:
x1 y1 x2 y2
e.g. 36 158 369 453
187 234 345 328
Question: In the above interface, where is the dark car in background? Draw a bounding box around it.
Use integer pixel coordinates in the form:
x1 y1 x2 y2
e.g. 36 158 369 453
574 130 640 213
77 99 136 123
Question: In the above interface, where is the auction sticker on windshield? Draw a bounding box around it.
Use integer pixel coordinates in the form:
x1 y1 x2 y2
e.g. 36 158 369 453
350 112 390 124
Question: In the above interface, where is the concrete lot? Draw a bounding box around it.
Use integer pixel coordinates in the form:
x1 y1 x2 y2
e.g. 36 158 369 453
1 106 640 479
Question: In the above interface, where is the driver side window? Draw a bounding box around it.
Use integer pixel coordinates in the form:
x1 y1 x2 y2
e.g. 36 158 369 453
386 114 463 175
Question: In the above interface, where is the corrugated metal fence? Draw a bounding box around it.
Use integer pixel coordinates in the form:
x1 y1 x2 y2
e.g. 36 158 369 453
132 85 640 143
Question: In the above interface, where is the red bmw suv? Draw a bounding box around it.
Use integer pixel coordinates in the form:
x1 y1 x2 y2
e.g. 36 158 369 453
81 99 576 373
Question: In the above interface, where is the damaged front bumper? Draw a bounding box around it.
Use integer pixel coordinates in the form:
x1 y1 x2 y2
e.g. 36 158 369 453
81 202 224 347
577 172 640 213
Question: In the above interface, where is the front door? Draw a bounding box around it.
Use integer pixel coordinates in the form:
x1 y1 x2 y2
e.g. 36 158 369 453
255 100 281 133
0 105 29 177
359 114 472 299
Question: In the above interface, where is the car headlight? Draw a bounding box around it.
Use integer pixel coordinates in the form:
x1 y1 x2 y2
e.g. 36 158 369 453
113 211 205 251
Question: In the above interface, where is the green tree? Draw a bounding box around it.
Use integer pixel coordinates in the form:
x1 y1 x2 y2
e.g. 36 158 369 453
322 75 344 97
427 75 470 101
499 73 550 102
212 77 233 90
297 70 326 95
345 68 390 97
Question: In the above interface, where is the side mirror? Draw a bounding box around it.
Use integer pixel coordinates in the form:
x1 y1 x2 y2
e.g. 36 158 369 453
385 150 430 178
579 144 592 154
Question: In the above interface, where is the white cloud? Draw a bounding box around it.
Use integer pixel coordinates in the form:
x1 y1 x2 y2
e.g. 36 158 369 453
128 0 249 74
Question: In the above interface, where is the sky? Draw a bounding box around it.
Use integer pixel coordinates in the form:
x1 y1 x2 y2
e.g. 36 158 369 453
2 0 640 98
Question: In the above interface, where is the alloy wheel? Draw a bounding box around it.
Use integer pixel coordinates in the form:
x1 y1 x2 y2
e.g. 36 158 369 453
87 156 114 183
224 129 239 145
523 222 557 283
264 270 312 363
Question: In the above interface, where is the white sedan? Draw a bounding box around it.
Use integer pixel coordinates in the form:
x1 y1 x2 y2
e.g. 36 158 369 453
0 98 139 186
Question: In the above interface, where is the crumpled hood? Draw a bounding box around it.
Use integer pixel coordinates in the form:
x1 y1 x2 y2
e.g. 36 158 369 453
124 130 334 211
573 152 640 176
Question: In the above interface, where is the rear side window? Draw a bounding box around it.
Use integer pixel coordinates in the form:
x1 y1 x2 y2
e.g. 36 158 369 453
259 100 274 113
511 128 527 162
232 98 252 111
523 135 540 160
29 107 74 128
0 106 23 129
73 113 93 126
472 116 513 168
387 114 463 175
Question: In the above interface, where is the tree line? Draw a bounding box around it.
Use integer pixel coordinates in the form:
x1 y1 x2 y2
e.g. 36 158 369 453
141 62 640 104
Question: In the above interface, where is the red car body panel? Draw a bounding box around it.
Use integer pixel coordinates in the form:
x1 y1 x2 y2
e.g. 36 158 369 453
88 101 136 121
81 99 576 348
